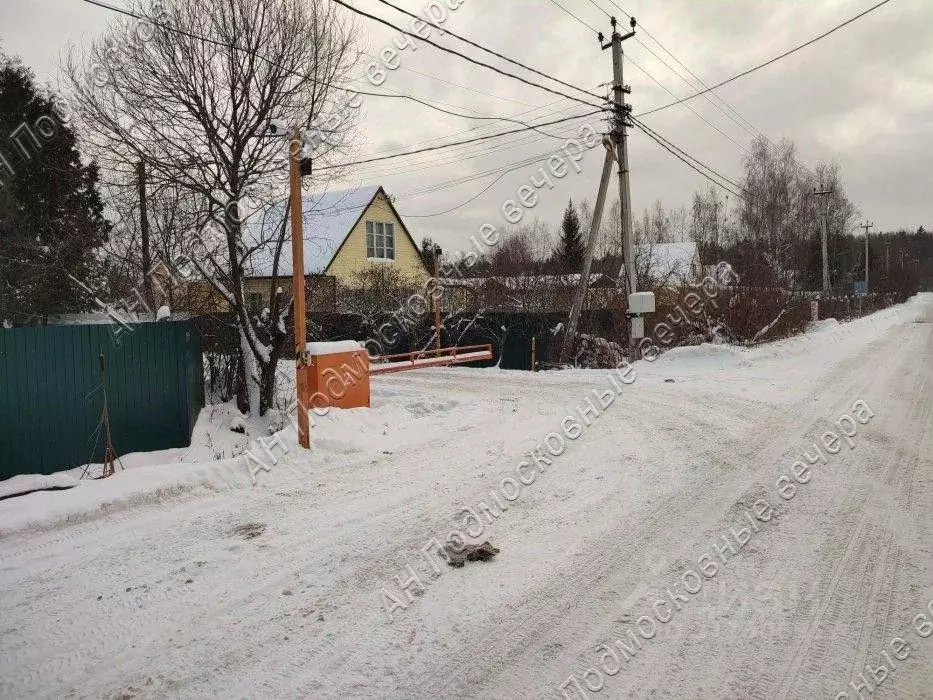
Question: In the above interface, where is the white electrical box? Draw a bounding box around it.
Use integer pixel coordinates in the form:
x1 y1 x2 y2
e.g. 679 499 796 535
630 316 645 339
628 291 656 314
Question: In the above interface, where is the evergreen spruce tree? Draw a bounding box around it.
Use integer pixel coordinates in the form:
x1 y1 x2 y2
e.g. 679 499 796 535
556 199 584 272
0 49 110 324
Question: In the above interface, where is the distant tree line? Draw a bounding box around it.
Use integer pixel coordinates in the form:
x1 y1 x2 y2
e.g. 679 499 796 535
442 135 930 295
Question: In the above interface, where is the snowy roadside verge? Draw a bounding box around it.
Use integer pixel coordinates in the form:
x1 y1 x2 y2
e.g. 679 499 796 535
0 457 251 538
1 294 925 540
0 472 78 501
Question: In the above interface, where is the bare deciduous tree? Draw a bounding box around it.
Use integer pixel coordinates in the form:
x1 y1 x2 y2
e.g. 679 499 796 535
64 0 359 415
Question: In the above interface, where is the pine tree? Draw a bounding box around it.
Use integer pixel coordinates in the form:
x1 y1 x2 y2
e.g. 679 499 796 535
556 199 584 272
0 49 110 324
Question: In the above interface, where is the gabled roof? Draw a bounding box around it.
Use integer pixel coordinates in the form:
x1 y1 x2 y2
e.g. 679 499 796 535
247 185 381 277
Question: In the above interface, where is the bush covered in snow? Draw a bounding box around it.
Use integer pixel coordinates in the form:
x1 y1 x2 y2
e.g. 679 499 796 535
572 333 627 368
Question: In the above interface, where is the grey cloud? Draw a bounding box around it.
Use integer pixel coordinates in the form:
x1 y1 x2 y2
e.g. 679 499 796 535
1 0 928 255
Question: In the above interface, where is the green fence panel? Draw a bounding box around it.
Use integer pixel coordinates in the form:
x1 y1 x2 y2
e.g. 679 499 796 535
0 321 204 480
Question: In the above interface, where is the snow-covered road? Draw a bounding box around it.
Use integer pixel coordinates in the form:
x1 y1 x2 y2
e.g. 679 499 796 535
1 294 931 699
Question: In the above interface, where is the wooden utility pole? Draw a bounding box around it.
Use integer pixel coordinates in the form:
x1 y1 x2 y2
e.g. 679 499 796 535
289 128 310 449
602 17 636 297
559 145 614 364
814 186 832 294
433 245 442 352
861 221 873 293
137 160 153 311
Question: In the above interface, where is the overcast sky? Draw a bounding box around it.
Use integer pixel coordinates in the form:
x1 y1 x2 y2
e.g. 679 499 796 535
1 0 929 255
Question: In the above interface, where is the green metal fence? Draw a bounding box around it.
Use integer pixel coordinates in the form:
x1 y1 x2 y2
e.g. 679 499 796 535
0 321 204 479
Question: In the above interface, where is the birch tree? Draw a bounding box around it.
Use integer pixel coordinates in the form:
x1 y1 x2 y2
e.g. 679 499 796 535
63 0 358 415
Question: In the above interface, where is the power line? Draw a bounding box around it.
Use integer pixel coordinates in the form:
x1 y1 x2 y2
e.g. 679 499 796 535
346 90 580 140
625 55 750 156
631 117 749 199
584 0 829 177
361 96 573 158
636 0 894 118
353 121 578 182
81 0 561 136
582 0 612 18
359 51 537 109
351 103 597 180
401 157 546 218
374 0 603 102
545 0 600 34
397 125 588 198
622 22 817 175
331 0 605 110
549 0 787 170
82 0 606 202
598 0 762 138
631 38 759 142
316 110 606 171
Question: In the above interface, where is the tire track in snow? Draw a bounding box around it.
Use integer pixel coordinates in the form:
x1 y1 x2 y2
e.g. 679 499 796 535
12 375 653 698
421 320 911 698
773 328 931 699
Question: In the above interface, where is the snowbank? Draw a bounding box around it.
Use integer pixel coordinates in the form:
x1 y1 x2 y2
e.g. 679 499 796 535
0 472 78 501
0 457 250 537
648 342 749 370
806 318 841 333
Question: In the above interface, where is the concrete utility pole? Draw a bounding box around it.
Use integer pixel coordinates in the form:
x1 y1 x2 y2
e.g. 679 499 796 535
559 143 615 364
137 160 153 311
814 186 832 294
861 221 873 293
289 127 310 449
602 17 637 297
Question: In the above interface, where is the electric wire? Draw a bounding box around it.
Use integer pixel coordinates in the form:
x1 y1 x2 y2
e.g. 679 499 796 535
331 0 606 110
632 117 751 199
315 109 606 171
81 0 569 139
350 103 599 180
550 0 754 159
359 51 537 108
634 0 894 117
373 0 604 102
595 0 765 141
543 0 600 34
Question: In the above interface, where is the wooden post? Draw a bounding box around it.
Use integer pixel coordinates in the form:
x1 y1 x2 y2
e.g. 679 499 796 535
433 248 442 352
289 128 310 449
138 160 153 311
531 336 536 372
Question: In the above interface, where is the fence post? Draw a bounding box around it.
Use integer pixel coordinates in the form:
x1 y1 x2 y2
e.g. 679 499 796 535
531 336 537 372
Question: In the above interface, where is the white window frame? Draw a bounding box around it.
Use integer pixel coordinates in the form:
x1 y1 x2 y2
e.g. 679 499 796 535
365 221 395 261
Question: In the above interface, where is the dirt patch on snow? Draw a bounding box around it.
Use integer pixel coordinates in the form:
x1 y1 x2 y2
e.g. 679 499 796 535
231 522 266 540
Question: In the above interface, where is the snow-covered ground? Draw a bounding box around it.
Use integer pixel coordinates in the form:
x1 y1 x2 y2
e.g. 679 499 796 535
1 294 931 699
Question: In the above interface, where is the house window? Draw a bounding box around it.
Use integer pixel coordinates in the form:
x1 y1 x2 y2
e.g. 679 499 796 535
366 221 395 261
247 291 264 311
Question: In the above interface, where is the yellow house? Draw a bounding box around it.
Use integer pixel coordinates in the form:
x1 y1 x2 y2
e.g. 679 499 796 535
238 185 429 312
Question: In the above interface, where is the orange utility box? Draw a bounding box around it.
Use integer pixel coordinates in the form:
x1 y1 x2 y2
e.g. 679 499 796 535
303 341 370 410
